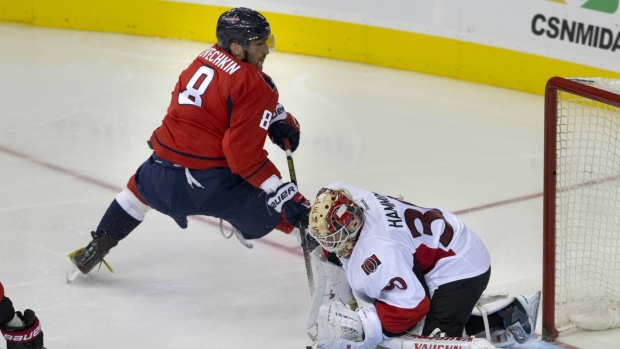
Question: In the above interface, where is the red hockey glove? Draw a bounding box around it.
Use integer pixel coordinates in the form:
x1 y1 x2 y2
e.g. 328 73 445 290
266 182 310 227
0 309 44 349
269 105 300 152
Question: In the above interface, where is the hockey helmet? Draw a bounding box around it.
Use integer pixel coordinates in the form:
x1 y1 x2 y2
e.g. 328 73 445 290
216 7 275 52
308 187 364 257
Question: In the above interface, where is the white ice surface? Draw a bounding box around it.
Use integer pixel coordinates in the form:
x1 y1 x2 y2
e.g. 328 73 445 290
1 23 618 349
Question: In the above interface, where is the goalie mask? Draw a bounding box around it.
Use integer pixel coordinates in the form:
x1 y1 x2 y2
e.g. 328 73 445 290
309 188 364 257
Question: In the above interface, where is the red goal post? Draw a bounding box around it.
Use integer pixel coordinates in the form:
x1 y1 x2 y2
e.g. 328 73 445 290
543 77 620 341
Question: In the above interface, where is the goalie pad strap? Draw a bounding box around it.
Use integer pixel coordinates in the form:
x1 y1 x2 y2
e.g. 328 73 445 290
475 304 492 341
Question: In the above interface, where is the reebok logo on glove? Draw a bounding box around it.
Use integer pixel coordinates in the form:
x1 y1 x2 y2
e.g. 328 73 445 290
267 183 297 212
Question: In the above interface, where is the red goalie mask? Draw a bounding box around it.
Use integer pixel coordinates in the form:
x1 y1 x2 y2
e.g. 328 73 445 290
308 187 364 257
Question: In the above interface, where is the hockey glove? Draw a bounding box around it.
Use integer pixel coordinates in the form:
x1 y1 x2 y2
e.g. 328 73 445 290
266 182 310 227
0 310 44 349
317 302 383 349
269 104 300 152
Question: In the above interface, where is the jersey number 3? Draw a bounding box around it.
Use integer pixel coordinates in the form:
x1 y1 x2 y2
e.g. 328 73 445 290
404 207 454 248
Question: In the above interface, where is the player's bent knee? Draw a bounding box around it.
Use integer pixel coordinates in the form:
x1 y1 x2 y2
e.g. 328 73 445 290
116 187 151 221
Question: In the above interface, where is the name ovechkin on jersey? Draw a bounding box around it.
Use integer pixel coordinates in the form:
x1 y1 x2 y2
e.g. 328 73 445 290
199 47 241 75
373 192 403 228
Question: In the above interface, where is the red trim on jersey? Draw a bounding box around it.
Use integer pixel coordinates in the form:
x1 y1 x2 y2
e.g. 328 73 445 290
375 297 430 334
126 175 149 206
414 245 456 274
275 219 293 234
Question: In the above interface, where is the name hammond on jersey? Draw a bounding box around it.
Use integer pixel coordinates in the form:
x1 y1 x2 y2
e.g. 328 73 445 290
373 193 403 228
199 47 241 75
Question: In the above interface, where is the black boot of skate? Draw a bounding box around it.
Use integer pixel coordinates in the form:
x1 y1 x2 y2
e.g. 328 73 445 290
68 232 119 275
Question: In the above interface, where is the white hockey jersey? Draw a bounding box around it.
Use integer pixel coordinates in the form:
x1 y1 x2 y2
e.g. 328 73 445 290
327 182 491 334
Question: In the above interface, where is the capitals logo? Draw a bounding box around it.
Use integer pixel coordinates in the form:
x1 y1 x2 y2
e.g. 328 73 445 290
546 0 618 14
361 254 382 275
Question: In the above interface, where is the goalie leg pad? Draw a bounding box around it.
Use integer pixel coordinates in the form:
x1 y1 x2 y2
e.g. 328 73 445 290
500 292 540 344
469 291 541 346
307 248 355 340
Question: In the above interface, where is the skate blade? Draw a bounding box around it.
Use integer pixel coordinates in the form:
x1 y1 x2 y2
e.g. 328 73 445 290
67 264 84 284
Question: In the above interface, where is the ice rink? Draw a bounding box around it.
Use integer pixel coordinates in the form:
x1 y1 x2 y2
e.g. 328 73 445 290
1 23 619 349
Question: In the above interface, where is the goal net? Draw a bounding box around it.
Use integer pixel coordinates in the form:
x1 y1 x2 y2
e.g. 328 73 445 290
543 77 620 341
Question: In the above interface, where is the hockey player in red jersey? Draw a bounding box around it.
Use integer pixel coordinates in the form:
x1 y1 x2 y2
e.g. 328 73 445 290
68 7 311 279
305 182 540 349
0 282 45 349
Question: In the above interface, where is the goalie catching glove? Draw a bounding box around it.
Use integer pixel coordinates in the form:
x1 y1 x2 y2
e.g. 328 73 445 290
0 309 44 349
266 182 310 227
268 103 300 152
317 301 383 349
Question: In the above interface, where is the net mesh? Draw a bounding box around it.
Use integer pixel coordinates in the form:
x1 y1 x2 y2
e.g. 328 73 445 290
554 78 620 331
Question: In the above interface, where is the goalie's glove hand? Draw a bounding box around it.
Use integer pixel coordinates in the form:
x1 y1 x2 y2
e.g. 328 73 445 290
269 104 300 152
355 305 384 348
317 303 383 349
266 182 310 228
0 310 45 349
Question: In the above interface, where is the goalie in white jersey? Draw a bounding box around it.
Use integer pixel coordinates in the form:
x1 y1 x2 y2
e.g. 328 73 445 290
306 182 540 349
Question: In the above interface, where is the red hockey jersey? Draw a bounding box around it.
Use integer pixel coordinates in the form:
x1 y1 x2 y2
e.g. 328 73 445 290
150 45 281 188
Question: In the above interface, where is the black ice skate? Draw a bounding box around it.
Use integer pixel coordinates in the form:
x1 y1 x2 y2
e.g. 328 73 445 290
67 232 118 283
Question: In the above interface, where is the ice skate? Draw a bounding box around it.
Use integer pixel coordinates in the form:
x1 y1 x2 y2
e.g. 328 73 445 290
67 232 118 283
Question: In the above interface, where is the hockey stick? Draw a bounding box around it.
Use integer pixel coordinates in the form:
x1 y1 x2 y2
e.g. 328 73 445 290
283 138 315 298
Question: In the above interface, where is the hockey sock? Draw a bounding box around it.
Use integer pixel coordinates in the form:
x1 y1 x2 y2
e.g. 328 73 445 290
96 199 142 240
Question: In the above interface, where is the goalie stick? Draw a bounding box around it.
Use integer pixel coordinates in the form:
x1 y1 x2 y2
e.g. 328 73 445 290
283 138 315 298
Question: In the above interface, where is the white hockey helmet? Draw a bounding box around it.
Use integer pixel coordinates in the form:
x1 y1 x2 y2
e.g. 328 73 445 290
308 187 364 257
